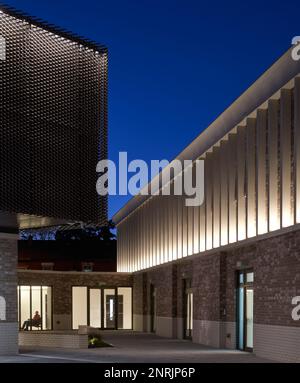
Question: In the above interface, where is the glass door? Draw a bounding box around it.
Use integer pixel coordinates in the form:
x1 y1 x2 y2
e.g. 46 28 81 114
103 288 117 329
237 271 254 352
245 287 253 350
183 280 193 340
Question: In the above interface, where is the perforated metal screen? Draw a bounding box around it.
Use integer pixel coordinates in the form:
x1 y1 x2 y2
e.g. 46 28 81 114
0 10 108 225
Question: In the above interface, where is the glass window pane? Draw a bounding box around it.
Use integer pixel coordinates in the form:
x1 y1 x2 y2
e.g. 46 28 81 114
72 287 87 330
190 293 193 331
246 272 254 283
238 287 244 350
117 288 132 330
246 288 254 348
17 286 20 327
104 289 116 329
20 286 31 331
90 289 101 328
239 273 244 284
31 286 41 330
42 287 52 330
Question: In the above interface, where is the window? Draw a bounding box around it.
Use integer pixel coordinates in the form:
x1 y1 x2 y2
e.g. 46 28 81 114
72 287 87 329
117 288 132 330
90 289 101 328
72 286 132 330
18 286 52 331
82 263 94 272
41 263 54 271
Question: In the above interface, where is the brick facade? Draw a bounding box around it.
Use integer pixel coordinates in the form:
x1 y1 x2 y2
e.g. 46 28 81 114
0 235 18 355
133 227 300 361
18 270 132 330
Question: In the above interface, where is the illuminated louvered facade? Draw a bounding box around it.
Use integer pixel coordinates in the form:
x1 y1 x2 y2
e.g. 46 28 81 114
113 49 300 362
114 49 300 273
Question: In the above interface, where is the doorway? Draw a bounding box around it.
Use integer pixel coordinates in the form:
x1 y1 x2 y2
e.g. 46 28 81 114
183 280 193 340
237 270 254 352
150 284 156 333
72 286 132 330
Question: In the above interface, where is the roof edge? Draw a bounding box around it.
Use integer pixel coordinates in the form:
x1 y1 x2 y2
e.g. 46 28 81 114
113 46 300 225
0 2 107 53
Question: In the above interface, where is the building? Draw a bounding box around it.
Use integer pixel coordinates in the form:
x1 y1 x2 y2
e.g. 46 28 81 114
0 5 107 354
113 47 300 362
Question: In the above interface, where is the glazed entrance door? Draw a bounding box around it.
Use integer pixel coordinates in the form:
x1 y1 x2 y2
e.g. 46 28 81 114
183 280 193 340
104 289 117 329
237 271 254 351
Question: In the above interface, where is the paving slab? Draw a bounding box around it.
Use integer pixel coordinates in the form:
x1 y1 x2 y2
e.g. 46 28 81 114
0 331 274 363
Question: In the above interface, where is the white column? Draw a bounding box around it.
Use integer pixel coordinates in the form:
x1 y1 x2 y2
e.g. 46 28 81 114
280 88 293 228
256 109 268 235
213 147 220 248
220 140 228 246
268 99 280 231
199 155 206 251
294 78 300 223
205 152 213 250
228 133 237 243
237 126 246 240
246 118 256 238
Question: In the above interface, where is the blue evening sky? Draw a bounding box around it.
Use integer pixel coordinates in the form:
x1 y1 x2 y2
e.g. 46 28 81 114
4 0 299 218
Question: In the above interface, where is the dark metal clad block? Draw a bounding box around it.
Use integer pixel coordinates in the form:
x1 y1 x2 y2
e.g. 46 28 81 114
0 10 108 225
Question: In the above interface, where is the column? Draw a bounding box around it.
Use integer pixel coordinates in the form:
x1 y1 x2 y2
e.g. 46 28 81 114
281 88 293 228
0 234 18 355
256 109 268 234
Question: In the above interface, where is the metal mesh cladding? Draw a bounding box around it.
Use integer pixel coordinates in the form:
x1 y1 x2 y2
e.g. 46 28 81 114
0 10 108 225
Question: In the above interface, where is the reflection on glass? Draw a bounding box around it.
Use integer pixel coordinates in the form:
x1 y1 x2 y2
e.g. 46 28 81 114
238 287 244 350
104 289 116 329
246 272 254 283
246 288 254 349
239 273 244 284
185 291 193 338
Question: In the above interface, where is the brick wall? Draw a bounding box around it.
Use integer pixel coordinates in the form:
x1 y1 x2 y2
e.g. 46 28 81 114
132 227 300 360
19 332 89 349
0 236 18 355
18 270 133 330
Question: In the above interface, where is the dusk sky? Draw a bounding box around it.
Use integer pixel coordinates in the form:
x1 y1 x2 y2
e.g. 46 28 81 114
5 0 300 218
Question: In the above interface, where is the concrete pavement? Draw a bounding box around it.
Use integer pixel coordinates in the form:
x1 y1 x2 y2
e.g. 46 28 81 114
0 331 273 363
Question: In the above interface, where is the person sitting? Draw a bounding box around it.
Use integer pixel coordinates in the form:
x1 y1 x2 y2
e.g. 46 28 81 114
21 311 41 331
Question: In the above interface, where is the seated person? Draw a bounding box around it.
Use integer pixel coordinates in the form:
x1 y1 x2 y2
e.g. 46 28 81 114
21 311 41 331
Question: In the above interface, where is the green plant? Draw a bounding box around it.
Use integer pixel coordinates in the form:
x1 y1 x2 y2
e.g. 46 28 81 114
88 334 111 348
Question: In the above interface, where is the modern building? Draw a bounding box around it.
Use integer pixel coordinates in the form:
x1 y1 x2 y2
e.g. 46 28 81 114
0 5 107 354
113 47 300 362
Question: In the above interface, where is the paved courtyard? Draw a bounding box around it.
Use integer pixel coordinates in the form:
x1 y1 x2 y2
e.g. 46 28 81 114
0 331 272 363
